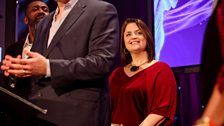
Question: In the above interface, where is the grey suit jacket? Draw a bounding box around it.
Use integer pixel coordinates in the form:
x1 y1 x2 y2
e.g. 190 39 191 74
30 0 119 125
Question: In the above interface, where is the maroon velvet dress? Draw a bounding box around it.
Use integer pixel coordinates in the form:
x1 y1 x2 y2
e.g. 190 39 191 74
109 62 177 126
216 0 224 93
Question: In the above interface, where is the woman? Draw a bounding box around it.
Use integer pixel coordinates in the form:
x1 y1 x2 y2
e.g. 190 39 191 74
109 18 177 126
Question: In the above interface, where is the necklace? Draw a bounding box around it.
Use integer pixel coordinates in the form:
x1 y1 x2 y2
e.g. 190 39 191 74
130 60 149 72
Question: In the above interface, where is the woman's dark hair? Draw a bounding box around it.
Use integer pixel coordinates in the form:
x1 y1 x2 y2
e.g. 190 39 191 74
120 18 155 66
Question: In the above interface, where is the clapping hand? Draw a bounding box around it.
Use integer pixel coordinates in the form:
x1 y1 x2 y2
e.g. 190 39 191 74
1 49 47 77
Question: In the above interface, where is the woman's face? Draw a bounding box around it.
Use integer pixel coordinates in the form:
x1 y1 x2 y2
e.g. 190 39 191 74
123 23 147 54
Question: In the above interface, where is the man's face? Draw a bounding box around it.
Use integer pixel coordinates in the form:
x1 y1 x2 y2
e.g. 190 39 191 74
24 1 49 26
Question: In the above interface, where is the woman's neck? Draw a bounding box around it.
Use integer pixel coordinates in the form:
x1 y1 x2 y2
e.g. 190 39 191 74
131 51 149 65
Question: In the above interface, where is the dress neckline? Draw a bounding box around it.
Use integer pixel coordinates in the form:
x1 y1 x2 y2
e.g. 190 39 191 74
122 60 158 78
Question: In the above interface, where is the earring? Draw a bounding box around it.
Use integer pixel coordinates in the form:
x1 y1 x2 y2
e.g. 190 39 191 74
146 44 150 51
124 48 129 54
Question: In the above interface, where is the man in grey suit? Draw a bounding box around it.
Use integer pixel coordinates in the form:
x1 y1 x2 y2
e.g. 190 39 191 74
1 0 119 125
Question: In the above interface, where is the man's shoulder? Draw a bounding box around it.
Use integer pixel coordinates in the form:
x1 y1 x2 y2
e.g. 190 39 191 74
86 0 115 9
5 39 25 55
84 0 117 18
6 39 25 49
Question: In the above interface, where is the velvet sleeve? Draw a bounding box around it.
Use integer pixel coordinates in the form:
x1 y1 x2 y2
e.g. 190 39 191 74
215 2 224 93
216 66 224 93
149 64 177 121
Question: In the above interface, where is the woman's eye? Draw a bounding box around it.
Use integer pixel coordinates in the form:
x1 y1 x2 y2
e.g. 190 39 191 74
126 34 131 37
137 32 142 35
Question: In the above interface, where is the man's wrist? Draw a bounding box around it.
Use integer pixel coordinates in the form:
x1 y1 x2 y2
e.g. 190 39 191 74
45 59 51 77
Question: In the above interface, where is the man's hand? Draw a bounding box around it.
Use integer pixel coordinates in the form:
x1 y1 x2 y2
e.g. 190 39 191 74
1 55 22 76
1 50 47 77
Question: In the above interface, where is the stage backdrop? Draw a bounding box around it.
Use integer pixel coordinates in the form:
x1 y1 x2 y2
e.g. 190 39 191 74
154 0 213 67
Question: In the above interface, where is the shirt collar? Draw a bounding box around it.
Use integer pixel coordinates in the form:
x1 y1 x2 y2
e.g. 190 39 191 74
24 33 32 47
54 0 78 20
65 0 78 9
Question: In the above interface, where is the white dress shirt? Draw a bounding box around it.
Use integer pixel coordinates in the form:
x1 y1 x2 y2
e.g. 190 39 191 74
22 34 32 59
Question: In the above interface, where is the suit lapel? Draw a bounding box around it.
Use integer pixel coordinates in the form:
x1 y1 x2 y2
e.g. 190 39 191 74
42 13 54 54
44 0 87 57
31 13 54 54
